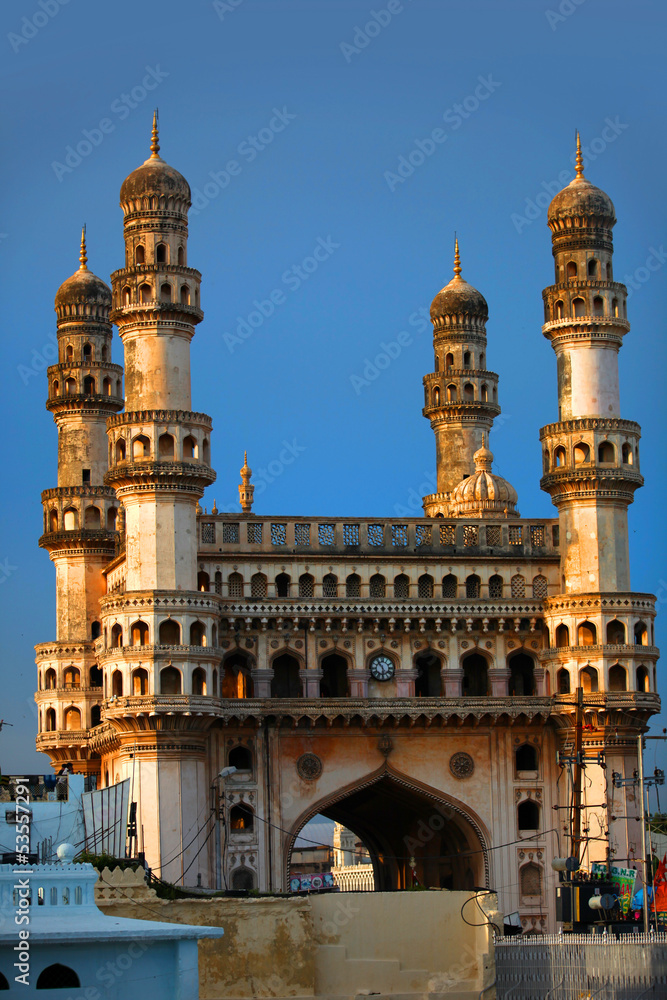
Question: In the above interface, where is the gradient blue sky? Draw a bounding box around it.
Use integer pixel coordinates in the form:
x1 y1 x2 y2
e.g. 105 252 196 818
1 0 666 781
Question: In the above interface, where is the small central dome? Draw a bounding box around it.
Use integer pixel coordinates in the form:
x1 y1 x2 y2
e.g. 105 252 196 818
430 238 488 323
119 113 190 208
449 439 520 518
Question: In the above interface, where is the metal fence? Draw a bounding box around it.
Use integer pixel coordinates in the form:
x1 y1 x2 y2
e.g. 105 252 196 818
496 932 667 999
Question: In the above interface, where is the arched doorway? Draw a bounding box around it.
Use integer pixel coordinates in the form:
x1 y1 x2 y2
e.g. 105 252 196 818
286 765 488 892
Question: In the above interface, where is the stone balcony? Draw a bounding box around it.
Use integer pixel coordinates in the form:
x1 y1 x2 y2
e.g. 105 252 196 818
98 643 221 663
540 643 659 660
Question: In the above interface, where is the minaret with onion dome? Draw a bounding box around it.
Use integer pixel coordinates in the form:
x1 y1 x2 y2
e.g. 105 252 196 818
97 114 220 885
35 229 124 774
238 451 254 513
422 238 501 516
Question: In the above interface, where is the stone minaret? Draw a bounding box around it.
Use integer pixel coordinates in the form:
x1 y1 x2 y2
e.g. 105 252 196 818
100 116 219 881
540 136 657 871
422 239 501 515
35 230 124 773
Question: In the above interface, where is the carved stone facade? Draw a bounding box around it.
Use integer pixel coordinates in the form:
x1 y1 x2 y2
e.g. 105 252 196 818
35 126 659 931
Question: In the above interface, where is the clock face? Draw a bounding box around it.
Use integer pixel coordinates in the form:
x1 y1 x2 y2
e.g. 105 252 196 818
370 655 395 682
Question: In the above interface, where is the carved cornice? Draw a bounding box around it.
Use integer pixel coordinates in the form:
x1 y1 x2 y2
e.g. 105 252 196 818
41 486 117 502
107 409 212 429
540 417 641 438
100 590 223 613
39 529 117 554
97 643 222 664
35 641 96 658
104 460 216 491
425 403 500 421
543 592 656 614
539 644 659 662
46 397 123 416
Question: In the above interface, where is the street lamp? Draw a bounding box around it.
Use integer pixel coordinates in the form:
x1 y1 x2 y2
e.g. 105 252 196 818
212 766 237 889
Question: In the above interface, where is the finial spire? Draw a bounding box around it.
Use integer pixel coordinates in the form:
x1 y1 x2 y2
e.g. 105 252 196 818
150 109 160 158
575 130 584 178
453 234 462 278
79 225 88 271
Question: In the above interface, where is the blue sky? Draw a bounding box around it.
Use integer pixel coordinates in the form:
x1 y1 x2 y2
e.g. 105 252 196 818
1 0 665 779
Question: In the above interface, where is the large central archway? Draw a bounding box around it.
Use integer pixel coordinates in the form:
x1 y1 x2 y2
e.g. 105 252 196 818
286 764 489 891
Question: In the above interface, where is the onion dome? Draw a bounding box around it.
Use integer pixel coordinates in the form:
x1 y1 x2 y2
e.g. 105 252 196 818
548 133 615 228
54 228 111 315
119 112 191 209
430 237 488 325
449 437 520 518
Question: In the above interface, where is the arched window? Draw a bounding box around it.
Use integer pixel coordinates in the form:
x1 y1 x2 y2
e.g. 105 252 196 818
418 573 434 598
463 351 471 367
222 652 254 698
447 383 457 401
160 666 182 695
250 572 267 597
160 282 172 301
158 433 175 458
511 574 525 598
159 619 181 644
606 619 626 644
370 574 386 598
622 442 633 464
139 282 152 303
45 668 57 689
555 624 569 647
574 442 590 465
445 352 454 372
577 621 597 645
135 245 145 265
229 745 252 771
566 261 577 279
132 434 150 459
271 654 302 698
481 383 488 401
345 573 361 598
543 450 550 472
488 574 503 598
555 300 564 320
518 799 540 831
66 344 74 360
178 245 185 265
190 620 207 646
65 376 76 395
63 667 80 689
115 438 126 462
593 295 604 316
129 619 148 646
203 438 210 463
394 574 409 598
520 863 542 897
508 653 535 696
49 509 59 532
123 286 131 306
608 664 627 692
83 342 92 360
91 705 102 727
52 379 60 396
572 297 586 317
516 744 538 772
45 708 56 731
298 573 314 598
228 572 244 598
532 575 548 599
156 242 167 263
84 506 101 528
557 668 571 694
434 356 440 372
554 446 566 467
433 386 440 406
90 664 102 686
214 571 222 594
466 574 480 598
323 573 338 598
198 571 210 592
180 284 190 305
587 259 598 278
415 651 441 696
183 435 198 459
111 671 123 697
106 507 117 532
231 867 256 890
63 507 78 530
442 574 457 598
634 621 648 645
463 382 474 401
36 965 81 989
103 377 111 396
598 441 615 463
132 668 148 695
320 653 349 697
636 666 649 692
580 665 599 693
462 653 488 697
275 573 291 597
192 667 207 695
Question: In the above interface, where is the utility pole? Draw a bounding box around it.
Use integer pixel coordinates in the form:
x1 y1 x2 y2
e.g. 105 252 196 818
637 733 650 933
572 686 584 861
